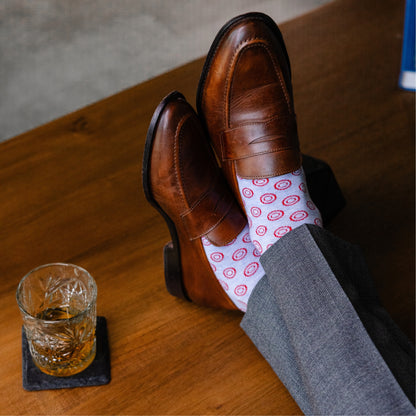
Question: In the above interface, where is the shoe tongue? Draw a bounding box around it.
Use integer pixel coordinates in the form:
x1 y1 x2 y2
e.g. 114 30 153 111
229 82 292 126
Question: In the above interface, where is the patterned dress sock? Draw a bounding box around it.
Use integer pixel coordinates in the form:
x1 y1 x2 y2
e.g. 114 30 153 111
202 224 265 312
237 167 323 255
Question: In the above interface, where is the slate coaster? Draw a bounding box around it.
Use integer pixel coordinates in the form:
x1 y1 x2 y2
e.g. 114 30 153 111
22 316 111 391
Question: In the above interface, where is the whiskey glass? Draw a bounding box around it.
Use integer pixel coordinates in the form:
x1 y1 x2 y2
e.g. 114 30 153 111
16 263 97 377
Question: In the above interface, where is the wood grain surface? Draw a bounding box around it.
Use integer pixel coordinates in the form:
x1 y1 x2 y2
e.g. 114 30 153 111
1 0 413 414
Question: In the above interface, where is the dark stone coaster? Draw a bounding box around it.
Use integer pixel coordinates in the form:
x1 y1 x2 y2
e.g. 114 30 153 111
303 154 346 225
22 316 111 391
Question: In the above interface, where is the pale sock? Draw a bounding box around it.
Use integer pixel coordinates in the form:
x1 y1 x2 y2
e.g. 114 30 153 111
202 167 321 312
202 225 265 312
237 167 322 255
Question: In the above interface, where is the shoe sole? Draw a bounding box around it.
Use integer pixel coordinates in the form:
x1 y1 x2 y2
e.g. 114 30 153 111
142 91 190 301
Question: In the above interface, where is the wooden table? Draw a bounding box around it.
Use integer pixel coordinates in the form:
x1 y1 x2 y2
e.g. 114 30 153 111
1 0 413 414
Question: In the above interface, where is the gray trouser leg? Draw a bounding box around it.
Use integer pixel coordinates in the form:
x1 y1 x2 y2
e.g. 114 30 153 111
241 224 414 415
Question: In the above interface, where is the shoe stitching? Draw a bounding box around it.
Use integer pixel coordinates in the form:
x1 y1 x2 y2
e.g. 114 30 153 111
227 40 292 128
200 13 282 110
174 113 190 207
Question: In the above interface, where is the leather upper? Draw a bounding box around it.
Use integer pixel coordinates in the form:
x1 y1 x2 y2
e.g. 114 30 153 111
150 97 245 246
198 14 302 203
148 94 245 309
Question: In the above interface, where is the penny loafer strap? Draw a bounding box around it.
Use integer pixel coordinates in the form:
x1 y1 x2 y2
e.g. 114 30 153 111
221 114 298 161
180 174 245 245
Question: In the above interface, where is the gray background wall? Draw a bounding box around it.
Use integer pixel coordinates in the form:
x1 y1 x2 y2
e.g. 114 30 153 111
1 0 331 142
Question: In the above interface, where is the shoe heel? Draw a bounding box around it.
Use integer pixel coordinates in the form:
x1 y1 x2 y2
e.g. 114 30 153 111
163 241 189 301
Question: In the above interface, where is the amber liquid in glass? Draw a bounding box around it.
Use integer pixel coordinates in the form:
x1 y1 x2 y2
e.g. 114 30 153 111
29 307 96 377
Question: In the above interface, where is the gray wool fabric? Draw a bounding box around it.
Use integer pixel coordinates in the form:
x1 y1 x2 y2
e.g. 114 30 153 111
241 224 414 415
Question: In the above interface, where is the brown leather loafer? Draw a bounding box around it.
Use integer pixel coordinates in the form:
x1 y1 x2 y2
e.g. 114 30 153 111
142 91 246 310
197 12 301 210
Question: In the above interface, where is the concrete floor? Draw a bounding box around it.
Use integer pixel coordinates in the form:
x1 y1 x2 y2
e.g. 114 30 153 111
0 0 331 142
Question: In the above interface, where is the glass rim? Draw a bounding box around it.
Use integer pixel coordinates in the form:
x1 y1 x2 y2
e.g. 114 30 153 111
16 262 97 322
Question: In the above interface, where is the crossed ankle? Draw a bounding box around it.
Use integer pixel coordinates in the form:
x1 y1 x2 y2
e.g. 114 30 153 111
201 168 322 312
237 168 322 255
201 225 265 312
